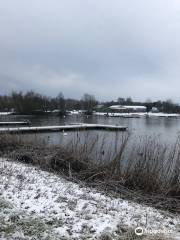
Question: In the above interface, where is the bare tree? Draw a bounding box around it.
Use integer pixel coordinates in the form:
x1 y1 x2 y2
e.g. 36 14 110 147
81 93 97 114
57 92 66 115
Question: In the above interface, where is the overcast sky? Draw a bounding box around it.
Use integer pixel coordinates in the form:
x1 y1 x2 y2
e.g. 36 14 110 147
0 0 180 101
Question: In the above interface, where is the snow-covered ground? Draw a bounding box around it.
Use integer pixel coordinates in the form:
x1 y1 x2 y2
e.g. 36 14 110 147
0 112 13 116
94 112 180 118
0 158 180 240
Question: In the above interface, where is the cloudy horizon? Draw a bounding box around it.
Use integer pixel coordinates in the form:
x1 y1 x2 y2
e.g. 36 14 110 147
1 0 180 102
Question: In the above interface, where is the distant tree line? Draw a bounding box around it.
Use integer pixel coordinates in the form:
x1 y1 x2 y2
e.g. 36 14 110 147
0 91 98 115
0 91 180 114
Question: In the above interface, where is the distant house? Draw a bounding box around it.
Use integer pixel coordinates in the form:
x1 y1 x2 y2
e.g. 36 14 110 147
151 107 159 113
94 104 104 109
94 104 107 112
109 105 147 113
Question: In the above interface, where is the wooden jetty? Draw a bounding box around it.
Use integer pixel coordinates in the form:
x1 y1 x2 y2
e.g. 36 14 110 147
0 121 30 126
0 124 127 134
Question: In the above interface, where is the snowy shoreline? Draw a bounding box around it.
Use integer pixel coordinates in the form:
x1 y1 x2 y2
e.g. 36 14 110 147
0 158 180 239
94 112 180 118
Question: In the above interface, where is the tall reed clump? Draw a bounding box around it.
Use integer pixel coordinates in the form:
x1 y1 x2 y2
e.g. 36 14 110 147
2 131 180 198
0 134 24 153
51 132 180 198
0 133 47 156
120 135 180 196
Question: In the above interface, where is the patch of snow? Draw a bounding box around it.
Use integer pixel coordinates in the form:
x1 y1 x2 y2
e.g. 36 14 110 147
0 124 126 133
0 112 12 116
0 158 179 239
109 105 146 110
94 112 180 118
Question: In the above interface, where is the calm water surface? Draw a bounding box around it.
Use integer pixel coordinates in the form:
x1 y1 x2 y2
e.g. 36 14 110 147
1 114 180 145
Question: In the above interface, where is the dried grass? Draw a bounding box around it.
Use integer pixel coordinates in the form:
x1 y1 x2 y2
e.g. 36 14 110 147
1 132 180 213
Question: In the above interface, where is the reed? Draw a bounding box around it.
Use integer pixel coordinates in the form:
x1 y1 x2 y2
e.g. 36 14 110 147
1 132 180 208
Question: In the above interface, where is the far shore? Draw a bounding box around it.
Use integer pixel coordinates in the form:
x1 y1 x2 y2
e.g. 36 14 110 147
1 110 180 118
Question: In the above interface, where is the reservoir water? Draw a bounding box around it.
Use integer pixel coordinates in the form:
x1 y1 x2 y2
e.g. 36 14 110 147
1 114 180 145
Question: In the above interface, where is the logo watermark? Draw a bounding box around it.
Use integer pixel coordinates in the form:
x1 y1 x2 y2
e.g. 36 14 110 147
135 227 144 236
135 227 172 236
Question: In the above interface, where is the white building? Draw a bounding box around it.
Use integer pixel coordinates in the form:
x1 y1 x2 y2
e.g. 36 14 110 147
109 105 147 113
151 107 159 113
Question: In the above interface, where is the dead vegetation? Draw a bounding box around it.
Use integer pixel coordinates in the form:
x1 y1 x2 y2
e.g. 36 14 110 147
0 134 23 152
1 132 180 213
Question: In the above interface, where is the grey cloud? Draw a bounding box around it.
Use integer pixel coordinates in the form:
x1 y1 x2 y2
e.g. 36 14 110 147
0 0 180 101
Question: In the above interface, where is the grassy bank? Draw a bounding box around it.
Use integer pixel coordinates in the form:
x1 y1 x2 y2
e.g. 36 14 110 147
1 132 180 213
1 159 178 240
0 197 172 240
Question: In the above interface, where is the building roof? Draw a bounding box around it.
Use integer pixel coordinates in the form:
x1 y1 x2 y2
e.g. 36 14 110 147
109 105 146 110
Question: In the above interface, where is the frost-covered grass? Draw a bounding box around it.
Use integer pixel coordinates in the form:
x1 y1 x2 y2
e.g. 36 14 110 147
1 132 180 213
0 197 62 239
0 158 180 240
